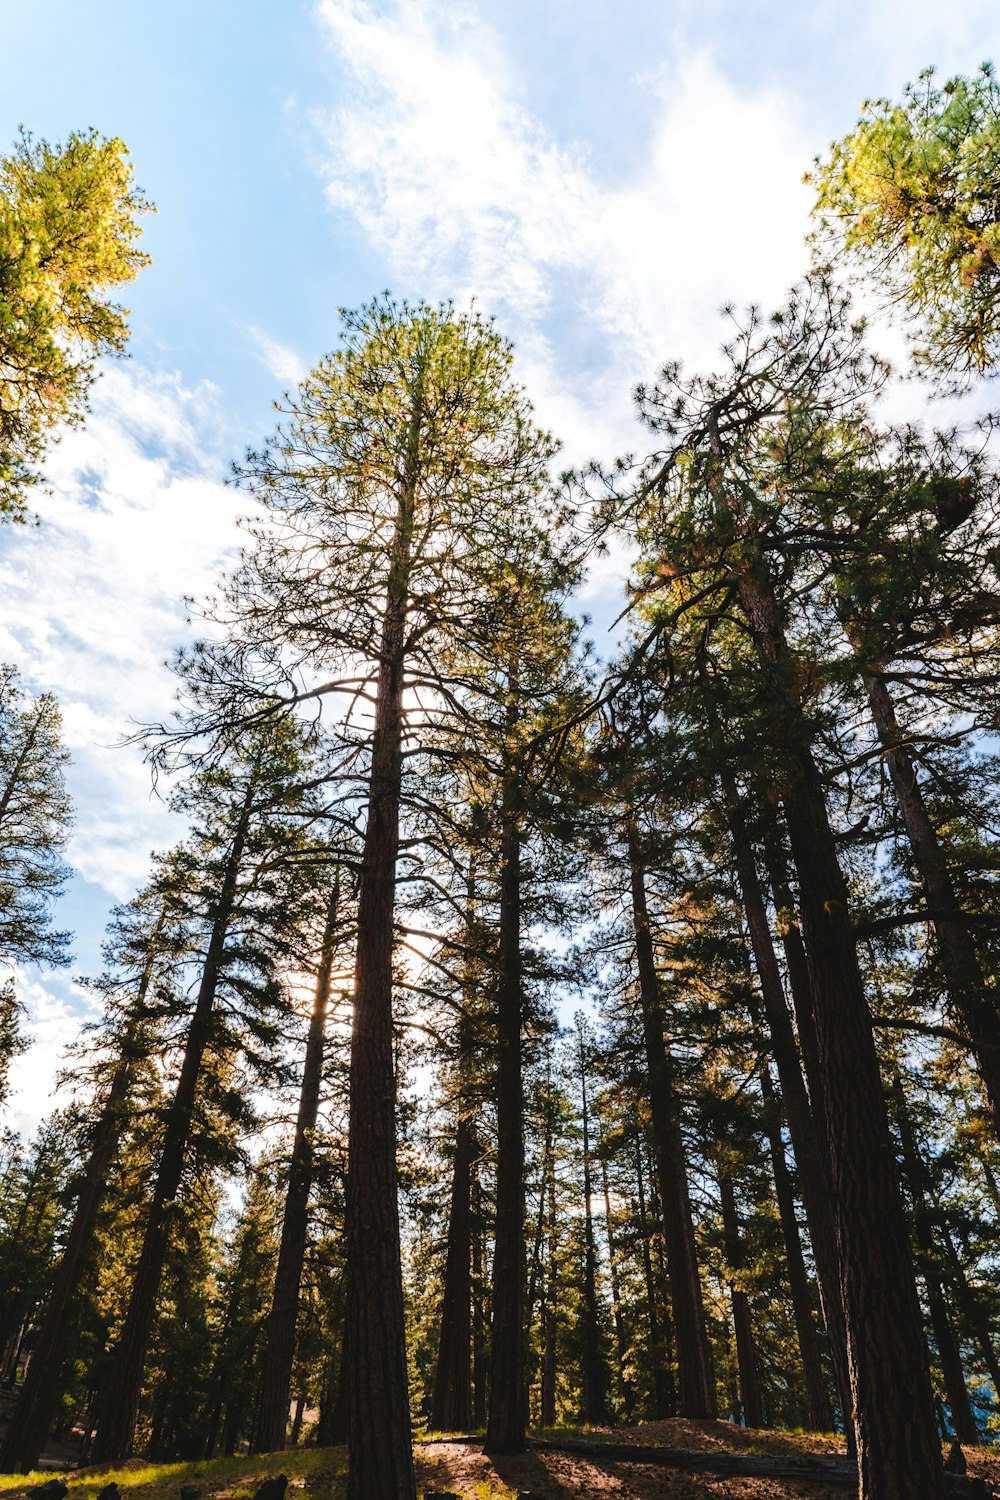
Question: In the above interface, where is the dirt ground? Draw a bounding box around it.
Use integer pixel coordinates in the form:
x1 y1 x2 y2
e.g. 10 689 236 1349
415 1421 1000 1499
0 1420 994 1500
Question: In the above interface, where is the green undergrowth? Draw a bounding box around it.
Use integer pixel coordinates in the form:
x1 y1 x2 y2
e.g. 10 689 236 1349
0 1447 344 1500
0 1445 517 1500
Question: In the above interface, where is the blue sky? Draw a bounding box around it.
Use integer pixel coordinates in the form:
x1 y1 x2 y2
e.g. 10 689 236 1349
2 0 997 1134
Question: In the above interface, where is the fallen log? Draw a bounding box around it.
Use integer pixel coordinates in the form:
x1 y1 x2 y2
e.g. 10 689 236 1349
527 1435 857 1486
418 1433 856 1485
530 1437 993 1496
421 1433 993 1495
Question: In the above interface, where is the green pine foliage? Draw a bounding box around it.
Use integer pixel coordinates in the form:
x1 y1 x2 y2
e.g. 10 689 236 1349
0 666 72 968
0 128 151 519
6 140 1000 1497
809 63 1000 384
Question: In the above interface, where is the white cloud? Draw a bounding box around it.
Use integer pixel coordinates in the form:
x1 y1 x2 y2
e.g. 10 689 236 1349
311 1 1000 642
314 0 814 471
2 972 101 1139
311 0 822 653
0 364 257 1134
0 363 249 901
244 324 309 388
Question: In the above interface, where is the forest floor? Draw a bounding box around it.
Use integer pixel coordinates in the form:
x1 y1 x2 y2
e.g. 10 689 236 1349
0 1422 997 1499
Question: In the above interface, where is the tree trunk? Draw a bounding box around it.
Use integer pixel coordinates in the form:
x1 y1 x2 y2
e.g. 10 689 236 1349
525 1108 552 1334
222 1398 242 1458
290 1393 306 1446
718 1170 764 1429
539 1155 558 1429
316 1353 337 1448
890 1076 978 1444
319 1335 349 1447
432 872 479 1435
760 820 858 1463
731 529 944 1499
540 1315 557 1429
978 1158 1000 1220
0 1138 66 1365
2 1320 27 1385
939 1227 1000 1398
90 788 254 1463
759 1066 834 1432
626 830 717 1419
431 1112 474 1432
471 1168 487 1430
866 671 1000 1136
345 421 418 1499
759 831 822 1112
485 788 526 1453
723 789 850 1433
203 1399 223 1461
600 1149 635 1420
577 1031 610 1425
635 1133 676 1419
254 884 339 1453
0 931 162 1472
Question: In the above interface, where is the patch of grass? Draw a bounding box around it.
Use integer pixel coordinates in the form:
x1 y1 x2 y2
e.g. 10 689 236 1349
415 1479 514 1500
0 1447 346 1500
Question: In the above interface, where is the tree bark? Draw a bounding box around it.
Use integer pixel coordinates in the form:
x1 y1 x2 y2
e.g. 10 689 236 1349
730 525 944 1498
254 884 339 1453
890 1076 978 1444
203 1399 222 1461
577 1030 611 1425
471 1167 487 1430
290 1392 306 1446
634 1133 676 1419
345 400 419 1500
626 830 717 1419
866 671 1000 1137
723 788 850 1433
485 787 526 1453
718 1170 764 1429
525 1090 553 1334
431 1112 474 1432
759 1065 834 1432
432 871 479 1435
600 1150 635 1420
539 1157 558 1429
90 785 254 1462
759 832 822 1110
222 1398 243 1457
0 926 163 1472
759 820 858 1464
939 1227 1000 1399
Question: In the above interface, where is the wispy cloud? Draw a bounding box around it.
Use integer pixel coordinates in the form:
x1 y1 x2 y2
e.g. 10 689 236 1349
310 0 821 648
310 0 997 631
244 324 309 388
2 971 101 1138
0 364 248 901
0 364 256 1129
313 0 814 466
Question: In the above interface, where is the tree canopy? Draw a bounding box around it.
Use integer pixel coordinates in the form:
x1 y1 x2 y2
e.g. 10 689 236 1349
0 127 151 520
5 70 1000 1500
809 62 1000 384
